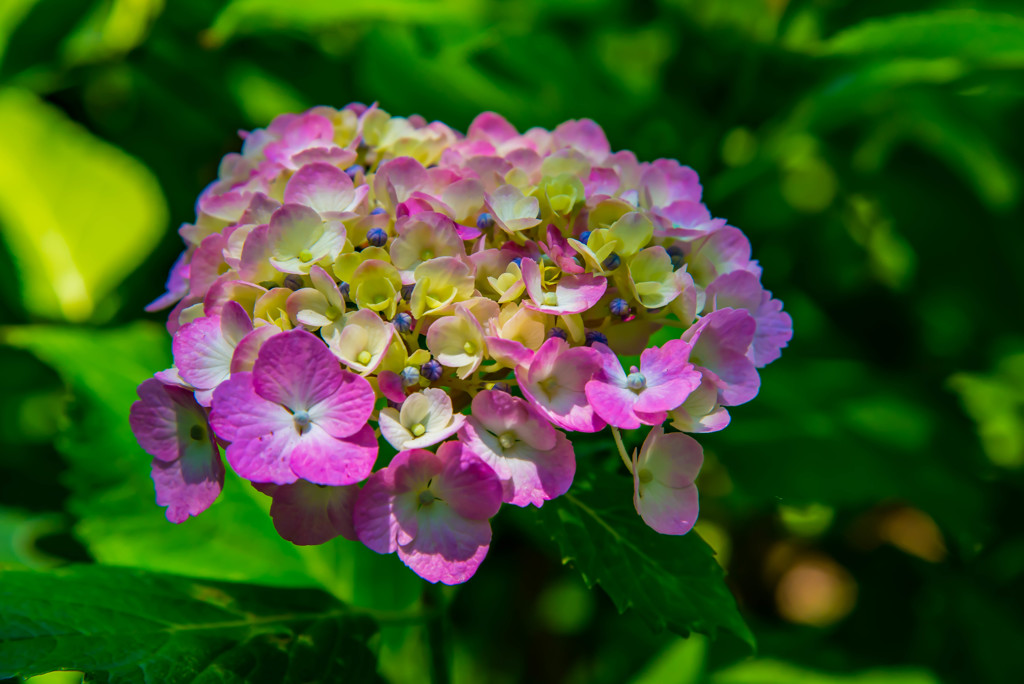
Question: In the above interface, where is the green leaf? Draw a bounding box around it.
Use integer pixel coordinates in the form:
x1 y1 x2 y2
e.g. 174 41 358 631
820 10 1024 66
0 565 382 683
206 0 482 46
0 324 330 591
0 88 167 321
530 468 755 652
710 659 940 684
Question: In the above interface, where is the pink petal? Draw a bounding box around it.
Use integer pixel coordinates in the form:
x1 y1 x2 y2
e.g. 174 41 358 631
130 378 209 463
584 380 641 429
251 329 343 411
151 448 224 524
397 504 492 585
283 162 356 215
468 112 519 144
289 423 378 486
433 442 503 521
263 480 360 545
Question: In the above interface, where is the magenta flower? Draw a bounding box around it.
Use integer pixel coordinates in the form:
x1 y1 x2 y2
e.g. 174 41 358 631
521 257 607 315
209 329 377 485
632 426 703 535
254 480 359 546
585 340 702 429
172 301 254 406
459 390 575 507
681 308 760 406
516 337 606 433
129 377 223 523
354 442 502 584
706 270 793 368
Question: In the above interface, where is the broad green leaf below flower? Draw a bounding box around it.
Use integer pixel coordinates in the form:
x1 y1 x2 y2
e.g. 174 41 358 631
0 564 383 683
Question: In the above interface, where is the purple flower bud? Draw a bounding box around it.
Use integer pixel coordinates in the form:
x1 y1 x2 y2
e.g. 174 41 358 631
476 212 494 230
338 281 350 300
602 252 621 271
400 366 421 387
283 274 304 291
367 228 388 247
548 327 567 340
401 283 415 301
490 382 511 393
393 312 414 333
511 257 523 268
371 207 387 216
421 359 443 381
585 330 608 346
609 298 630 317
578 230 592 244
345 165 363 179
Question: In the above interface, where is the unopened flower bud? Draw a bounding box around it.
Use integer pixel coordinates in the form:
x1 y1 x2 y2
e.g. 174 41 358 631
476 212 494 230
609 298 630 318
585 330 608 346
367 228 388 247
420 359 443 381
393 312 414 333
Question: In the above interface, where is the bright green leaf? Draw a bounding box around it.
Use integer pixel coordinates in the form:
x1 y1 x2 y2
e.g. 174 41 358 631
821 10 1024 66
530 469 755 652
0 88 167 321
0 565 382 683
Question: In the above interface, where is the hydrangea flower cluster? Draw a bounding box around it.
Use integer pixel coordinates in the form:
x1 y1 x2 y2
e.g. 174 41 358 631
130 104 791 584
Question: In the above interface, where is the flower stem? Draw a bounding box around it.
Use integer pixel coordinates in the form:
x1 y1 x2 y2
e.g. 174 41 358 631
611 426 633 473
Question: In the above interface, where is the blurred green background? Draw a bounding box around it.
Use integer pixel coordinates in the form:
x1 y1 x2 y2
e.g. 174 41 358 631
2 0 1023 682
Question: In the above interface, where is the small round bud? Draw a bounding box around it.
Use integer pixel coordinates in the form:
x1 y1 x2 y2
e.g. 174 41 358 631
356 350 372 366
602 252 621 271
578 230 592 244
498 432 517 450
585 330 608 347
371 207 387 216
400 366 421 387
511 257 523 268
609 298 630 317
411 423 426 438
298 249 314 263
338 281 351 300
476 212 494 230
345 165 363 179
626 371 646 392
548 327 567 340
367 228 388 247
283 274 304 291
393 312 414 333
401 283 415 301
463 341 477 355
666 245 685 270
421 359 443 381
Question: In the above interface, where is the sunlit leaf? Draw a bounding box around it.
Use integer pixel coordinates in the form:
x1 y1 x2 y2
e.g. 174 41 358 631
0 565 382 683
0 88 167 321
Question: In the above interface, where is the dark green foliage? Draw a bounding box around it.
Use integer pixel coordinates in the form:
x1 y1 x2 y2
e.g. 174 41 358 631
0 565 382 683
533 471 755 651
